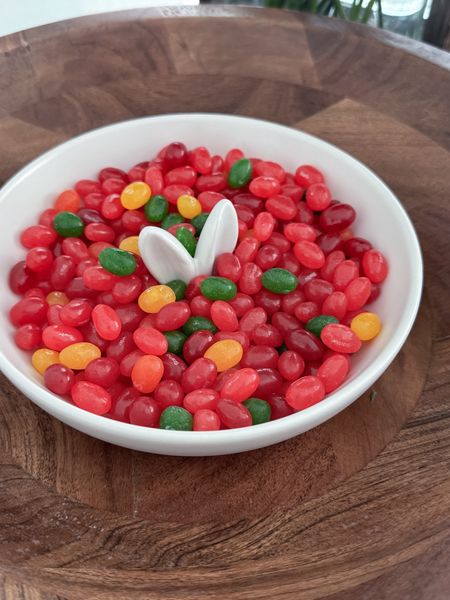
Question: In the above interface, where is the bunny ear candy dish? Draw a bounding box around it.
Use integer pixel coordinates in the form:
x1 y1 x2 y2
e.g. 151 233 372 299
1 114 422 455
138 199 239 283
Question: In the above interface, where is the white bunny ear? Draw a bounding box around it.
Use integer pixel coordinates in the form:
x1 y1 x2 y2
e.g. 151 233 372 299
194 199 239 276
138 226 197 284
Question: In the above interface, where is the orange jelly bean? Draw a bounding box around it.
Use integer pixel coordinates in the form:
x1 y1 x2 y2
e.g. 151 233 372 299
138 285 176 313
59 342 101 370
32 348 60 374
131 355 164 393
204 339 243 372
46 291 69 306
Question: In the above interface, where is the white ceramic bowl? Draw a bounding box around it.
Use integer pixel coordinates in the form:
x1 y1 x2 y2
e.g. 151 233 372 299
0 114 422 456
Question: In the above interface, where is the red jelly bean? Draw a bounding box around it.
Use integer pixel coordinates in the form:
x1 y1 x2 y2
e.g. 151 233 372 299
253 212 276 242
278 350 305 381
316 232 344 255
119 349 144 377
161 142 188 170
281 289 305 314
84 192 105 210
294 240 325 269
193 409 221 431
294 165 324 188
164 165 197 187
317 354 350 393
254 368 283 398
189 146 212 175
294 301 320 323
198 191 224 212
21 225 57 249
271 312 300 337
254 160 285 183
161 352 187 382
101 194 125 220
216 399 252 428
92 304 122 341
344 237 372 258
83 266 118 291
9 261 36 294
345 276 372 311
239 307 267 334
129 397 161 427
42 324 84 351
268 393 294 419
79 321 109 352
286 376 325 411
239 262 262 295
155 302 191 331
60 299 92 327
44 364 75 395
285 329 325 361
184 388 219 412
144 166 165 196
319 203 356 233
235 205 255 227
320 250 345 281
266 195 297 220
14 324 42 350
50 255 76 290
26 247 53 273
133 326 168 355
181 357 217 393
304 278 334 304
196 173 227 193
106 331 136 362
210 301 239 332
115 303 144 331
71 381 111 415
219 368 259 402
47 304 63 325
182 330 214 364
109 386 139 421
228 293 254 317
332 260 359 291
85 357 120 387
322 291 348 320
234 237 260 264
154 379 184 408
9 297 47 326
320 323 362 353
255 245 281 270
234 193 265 212
215 252 242 282
305 183 332 211
267 232 291 253
111 275 142 304
362 249 388 283
251 324 283 347
249 176 281 199
99 167 127 183
75 179 102 198
121 209 147 232
190 295 212 317
284 222 316 243
241 346 278 369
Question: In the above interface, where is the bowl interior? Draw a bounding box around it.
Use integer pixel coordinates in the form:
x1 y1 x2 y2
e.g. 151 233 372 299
0 114 422 455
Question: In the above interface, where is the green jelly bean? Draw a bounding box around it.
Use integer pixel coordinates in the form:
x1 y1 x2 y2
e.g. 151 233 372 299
306 315 339 337
261 268 298 294
165 279 186 301
176 227 197 256
190 212 209 235
145 195 169 222
164 330 187 355
98 247 137 276
53 212 84 238
160 406 193 431
183 316 218 336
243 398 271 425
200 276 237 301
161 213 184 230
228 158 252 189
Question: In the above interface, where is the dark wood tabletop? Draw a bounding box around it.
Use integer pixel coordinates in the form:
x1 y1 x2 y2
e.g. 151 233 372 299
0 6 450 599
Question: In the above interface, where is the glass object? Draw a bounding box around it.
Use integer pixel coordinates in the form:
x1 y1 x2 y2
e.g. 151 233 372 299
380 0 428 39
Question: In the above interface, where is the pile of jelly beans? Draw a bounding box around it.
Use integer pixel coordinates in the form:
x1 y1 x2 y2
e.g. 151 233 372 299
8 142 388 431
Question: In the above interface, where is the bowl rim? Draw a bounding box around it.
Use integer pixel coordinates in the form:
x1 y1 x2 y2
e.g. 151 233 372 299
0 113 423 449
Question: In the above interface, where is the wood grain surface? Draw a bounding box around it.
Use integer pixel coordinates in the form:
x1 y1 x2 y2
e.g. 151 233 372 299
0 6 449 600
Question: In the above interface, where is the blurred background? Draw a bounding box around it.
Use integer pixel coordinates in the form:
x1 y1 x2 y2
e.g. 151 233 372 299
0 0 449 48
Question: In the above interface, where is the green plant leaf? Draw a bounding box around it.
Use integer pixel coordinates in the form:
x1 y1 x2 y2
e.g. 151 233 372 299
362 0 377 23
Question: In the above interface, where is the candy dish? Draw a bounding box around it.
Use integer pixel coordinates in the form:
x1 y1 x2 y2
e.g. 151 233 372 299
0 114 422 455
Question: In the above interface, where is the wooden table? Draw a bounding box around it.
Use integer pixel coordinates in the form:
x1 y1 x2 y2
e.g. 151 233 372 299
1 6 450 599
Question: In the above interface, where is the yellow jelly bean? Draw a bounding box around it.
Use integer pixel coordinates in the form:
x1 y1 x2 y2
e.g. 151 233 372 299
351 312 382 341
177 194 202 219
32 348 60 374
46 291 69 306
59 342 101 370
119 235 140 255
204 339 243 372
120 182 151 210
138 285 176 314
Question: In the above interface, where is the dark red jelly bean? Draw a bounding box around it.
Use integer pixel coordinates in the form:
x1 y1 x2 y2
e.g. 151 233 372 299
278 350 305 381
9 296 47 326
44 364 75 395
154 379 184 408
14 324 42 350
285 329 325 361
216 399 252 428
161 353 187 382
319 203 356 233
181 357 217 393
85 357 120 387
182 330 214 364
